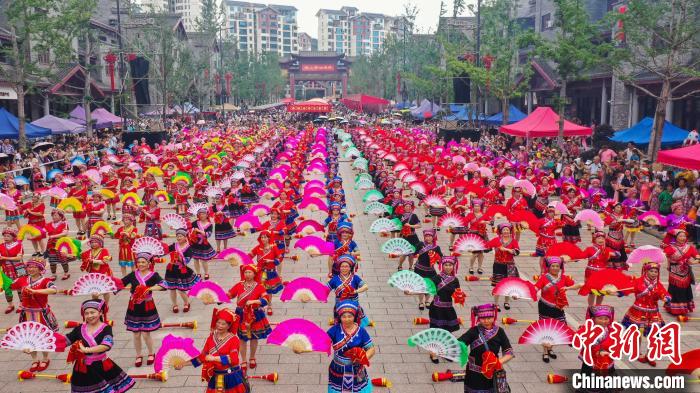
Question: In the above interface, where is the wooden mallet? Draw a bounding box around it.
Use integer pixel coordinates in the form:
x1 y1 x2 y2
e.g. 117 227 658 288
162 321 197 330
17 370 71 383
501 317 536 325
249 373 278 383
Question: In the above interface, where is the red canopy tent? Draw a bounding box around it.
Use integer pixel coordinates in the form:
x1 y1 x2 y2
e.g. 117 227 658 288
341 94 390 113
286 98 332 113
657 144 700 170
499 106 592 138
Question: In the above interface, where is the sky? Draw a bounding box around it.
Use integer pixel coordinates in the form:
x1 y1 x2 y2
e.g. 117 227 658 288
259 0 459 37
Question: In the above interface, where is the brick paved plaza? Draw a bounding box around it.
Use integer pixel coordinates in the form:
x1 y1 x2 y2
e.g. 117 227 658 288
0 145 697 393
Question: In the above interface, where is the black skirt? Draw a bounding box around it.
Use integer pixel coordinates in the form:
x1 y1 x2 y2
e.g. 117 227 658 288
562 224 581 242
403 234 420 248
538 300 566 322
429 300 460 332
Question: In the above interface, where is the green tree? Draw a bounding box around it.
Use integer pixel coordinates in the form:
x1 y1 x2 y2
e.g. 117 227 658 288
439 1 448 17
0 0 83 148
538 0 611 144
125 11 186 120
609 0 700 160
63 0 99 138
448 0 536 124
453 0 466 17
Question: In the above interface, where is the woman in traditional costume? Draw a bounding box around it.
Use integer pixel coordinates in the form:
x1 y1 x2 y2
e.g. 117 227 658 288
489 223 520 310
121 252 166 367
447 187 470 250
621 188 644 247
327 300 376 393
175 308 247 393
140 198 162 240
80 234 113 304
190 207 216 280
68 179 89 236
327 255 370 327
9 257 58 371
329 222 359 277
45 208 71 280
457 303 514 393
534 206 562 272
621 261 670 367
325 202 349 243
579 231 619 306
24 193 47 256
226 264 271 372
163 228 199 313
603 203 633 270
212 193 236 253
425 256 463 362
533 256 581 363
464 199 489 275
114 213 138 276
66 299 135 393
561 186 582 243
413 229 441 310
504 187 529 242
0 227 24 313
576 305 616 393
248 230 283 315
4 179 23 230
663 229 698 316
397 200 421 271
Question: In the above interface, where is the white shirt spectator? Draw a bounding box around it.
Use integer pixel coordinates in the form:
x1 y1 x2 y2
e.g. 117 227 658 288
684 129 698 146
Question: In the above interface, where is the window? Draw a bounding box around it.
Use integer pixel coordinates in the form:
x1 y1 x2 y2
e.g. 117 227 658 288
541 13 552 30
37 49 50 64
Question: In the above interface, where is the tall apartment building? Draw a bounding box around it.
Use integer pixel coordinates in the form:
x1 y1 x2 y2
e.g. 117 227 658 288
169 0 210 32
317 7 404 57
225 1 298 56
298 32 313 52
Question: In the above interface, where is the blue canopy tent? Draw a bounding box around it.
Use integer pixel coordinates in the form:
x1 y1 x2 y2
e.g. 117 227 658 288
484 104 527 125
0 108 51 139
443 106 485 121
449 104 465 113
610 117 688 146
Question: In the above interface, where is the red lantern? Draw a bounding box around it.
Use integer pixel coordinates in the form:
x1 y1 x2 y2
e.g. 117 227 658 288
103 52 117 91
615 5 627 42
482 55 494 70
396 72 401 96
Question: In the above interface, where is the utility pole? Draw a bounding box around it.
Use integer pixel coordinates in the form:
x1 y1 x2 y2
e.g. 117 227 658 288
402 20 407 103
475 0 482 125
219 26 225 119
116 0 127 130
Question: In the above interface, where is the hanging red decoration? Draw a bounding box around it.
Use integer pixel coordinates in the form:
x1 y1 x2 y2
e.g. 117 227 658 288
224 72 233 96
461 53 476 63
396 72 401 96
615 5 627 42
204 68 209 79
482 55 494 70
103 52 118 91
126 53 137 62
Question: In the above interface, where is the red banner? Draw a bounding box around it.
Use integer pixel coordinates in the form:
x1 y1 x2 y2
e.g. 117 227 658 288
301 63 336 73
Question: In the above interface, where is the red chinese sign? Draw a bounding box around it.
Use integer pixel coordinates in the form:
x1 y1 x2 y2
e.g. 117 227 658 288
301 64 336 73
573 321 682 366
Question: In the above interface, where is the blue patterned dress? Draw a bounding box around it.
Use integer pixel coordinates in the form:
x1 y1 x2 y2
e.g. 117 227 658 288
327 275 370 328
327 324 374 393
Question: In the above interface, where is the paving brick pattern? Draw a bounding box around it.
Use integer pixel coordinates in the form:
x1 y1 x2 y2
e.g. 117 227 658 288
0 145 697 393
